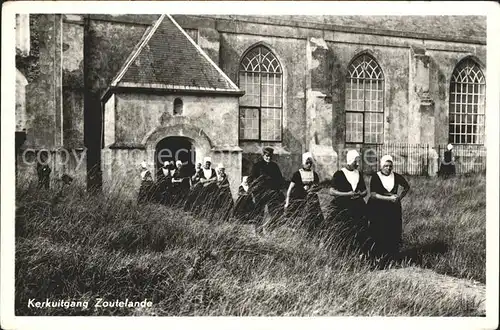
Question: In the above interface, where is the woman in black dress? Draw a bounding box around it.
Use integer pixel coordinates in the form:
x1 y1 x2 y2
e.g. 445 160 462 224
190 157 218 217
367 154 410 261
211 164 234 222
232 176 255 223
138 161 154 204
284 152 324 235
325 150 368 250
37 161 52 189
156 161 175 205
183 163 202 212
170 160 191 207
438 143 456 178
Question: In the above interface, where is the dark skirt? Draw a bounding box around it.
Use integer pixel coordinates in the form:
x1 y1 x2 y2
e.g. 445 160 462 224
232 194 256 224
325 196 366 222
253 189 285 229
211 187 234 222
438 163 456 177
284 193 324 235
138 181 155 204
323 196 369 251
191 182 219 218
38 178 50 189
169 181 190 207
366 198 402 258
184 183 202 212
153 179 170 205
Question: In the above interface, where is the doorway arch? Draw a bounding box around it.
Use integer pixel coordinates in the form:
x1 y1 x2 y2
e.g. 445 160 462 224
155 136 196 177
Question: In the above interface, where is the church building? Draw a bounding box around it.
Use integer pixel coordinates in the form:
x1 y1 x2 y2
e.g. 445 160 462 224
15 14 487 197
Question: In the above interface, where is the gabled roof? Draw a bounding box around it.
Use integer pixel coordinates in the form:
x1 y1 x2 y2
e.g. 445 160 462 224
109 14 242 95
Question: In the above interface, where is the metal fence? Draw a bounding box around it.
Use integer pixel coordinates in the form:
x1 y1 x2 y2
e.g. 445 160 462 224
437 144 487 174
354 143 486 176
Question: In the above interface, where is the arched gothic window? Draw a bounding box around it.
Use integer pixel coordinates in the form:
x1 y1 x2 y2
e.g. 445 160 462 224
449 59 485 144
239 45 283 141
345 53 384 144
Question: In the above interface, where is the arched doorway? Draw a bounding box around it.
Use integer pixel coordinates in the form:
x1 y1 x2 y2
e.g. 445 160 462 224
155 137 196 177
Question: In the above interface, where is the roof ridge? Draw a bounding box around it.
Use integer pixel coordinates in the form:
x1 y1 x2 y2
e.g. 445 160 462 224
110 14 166 87
108 14 241 94
165 14 239 91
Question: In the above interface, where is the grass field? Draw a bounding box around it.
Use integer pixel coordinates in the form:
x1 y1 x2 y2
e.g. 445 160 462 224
14 174 486 316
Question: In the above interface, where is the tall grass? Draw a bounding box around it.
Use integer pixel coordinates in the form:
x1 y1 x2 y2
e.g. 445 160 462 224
401 175 486 283
316 174 486 283
14 173 485 316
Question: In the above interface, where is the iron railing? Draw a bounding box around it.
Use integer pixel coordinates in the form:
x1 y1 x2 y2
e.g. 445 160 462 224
349 143 486 176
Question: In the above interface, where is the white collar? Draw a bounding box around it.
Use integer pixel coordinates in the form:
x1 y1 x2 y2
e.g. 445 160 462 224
299 169 314 183
341 167 360 191
377 171 395 192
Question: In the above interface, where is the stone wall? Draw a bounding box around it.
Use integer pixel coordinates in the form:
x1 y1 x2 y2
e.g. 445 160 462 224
112 93 240 148
213 16 485 180
103 92 242 197
328 42 410 149
16 148 87 185
219 33 307 180
17 15 87 185
62 20 84 148
24 14 63 149
16 69 28 132
427 50 486 146
20 14 487 190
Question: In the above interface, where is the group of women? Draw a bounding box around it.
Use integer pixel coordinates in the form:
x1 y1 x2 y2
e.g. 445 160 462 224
138 147 410 261
324 151 410 260
280 149 410 260
138 157 235 221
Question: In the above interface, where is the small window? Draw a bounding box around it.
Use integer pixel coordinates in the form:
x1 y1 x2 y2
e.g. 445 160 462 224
174 98 183 115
